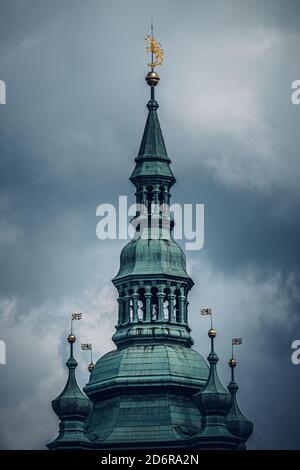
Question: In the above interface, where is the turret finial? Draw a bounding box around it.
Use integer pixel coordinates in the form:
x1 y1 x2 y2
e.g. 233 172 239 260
81 343 94 373
68 312 82 353
68 333 76 344
145 20 163 91
228 338 242 387
231 337 242 361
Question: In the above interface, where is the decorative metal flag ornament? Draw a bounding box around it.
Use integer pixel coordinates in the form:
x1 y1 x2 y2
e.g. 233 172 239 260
231 337 243 359
70 312 82 334
72 313 82 321
232 338 242 345
200 308 212 316
200 308 213 330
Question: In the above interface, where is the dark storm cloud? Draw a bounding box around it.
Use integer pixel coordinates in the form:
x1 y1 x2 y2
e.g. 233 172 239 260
0 0 299 449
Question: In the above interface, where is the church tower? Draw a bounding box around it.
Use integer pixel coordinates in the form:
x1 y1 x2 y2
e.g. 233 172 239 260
48 32 253 451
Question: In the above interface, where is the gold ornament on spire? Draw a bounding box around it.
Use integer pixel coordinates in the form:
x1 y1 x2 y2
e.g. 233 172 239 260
145 34 164 69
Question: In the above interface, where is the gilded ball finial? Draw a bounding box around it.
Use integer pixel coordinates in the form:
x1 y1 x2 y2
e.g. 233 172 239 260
68 333 76 344
145 70 160 87
229 357 237 368
88 362 95 373
208 328 217 338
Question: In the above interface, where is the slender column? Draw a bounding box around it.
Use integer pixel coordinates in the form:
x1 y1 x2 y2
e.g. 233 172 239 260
185 299 189 323
132 286 139 323
179 287 186 324
117 297 124 325
168 287 176 322
144 287 152 322
123 288 130 323
157 286 165 322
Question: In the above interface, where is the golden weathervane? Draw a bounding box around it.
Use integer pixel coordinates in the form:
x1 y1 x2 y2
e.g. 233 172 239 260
145 35 164 69
145 20 164 70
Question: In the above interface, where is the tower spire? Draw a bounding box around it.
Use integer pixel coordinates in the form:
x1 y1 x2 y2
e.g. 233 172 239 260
48 32 254 451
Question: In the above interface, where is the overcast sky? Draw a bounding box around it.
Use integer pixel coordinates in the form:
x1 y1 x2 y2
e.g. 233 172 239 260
0 0 299 449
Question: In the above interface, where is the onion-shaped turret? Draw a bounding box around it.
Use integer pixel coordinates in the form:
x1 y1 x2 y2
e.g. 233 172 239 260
226 357 253 447
47 334 92 449
193 329 240 448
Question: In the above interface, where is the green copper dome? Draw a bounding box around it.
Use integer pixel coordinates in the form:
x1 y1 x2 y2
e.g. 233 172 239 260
83 344 209 446
52 356 91 420
114 238 190 281
85 344 209 398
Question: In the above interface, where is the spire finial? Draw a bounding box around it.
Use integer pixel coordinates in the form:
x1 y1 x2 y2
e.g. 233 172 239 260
145 21 163 91
145 19 164 70
228 357 238 386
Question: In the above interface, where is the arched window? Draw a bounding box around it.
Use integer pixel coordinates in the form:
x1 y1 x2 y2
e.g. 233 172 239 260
163 288 170 321
138 287 146 321
146 185 154 221
129 289 133 322
158 185 165 205
174 289 180 323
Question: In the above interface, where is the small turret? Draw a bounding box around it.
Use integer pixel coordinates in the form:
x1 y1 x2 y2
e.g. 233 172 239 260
47 333 92 449
194 328 240 448
226 356 253 448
